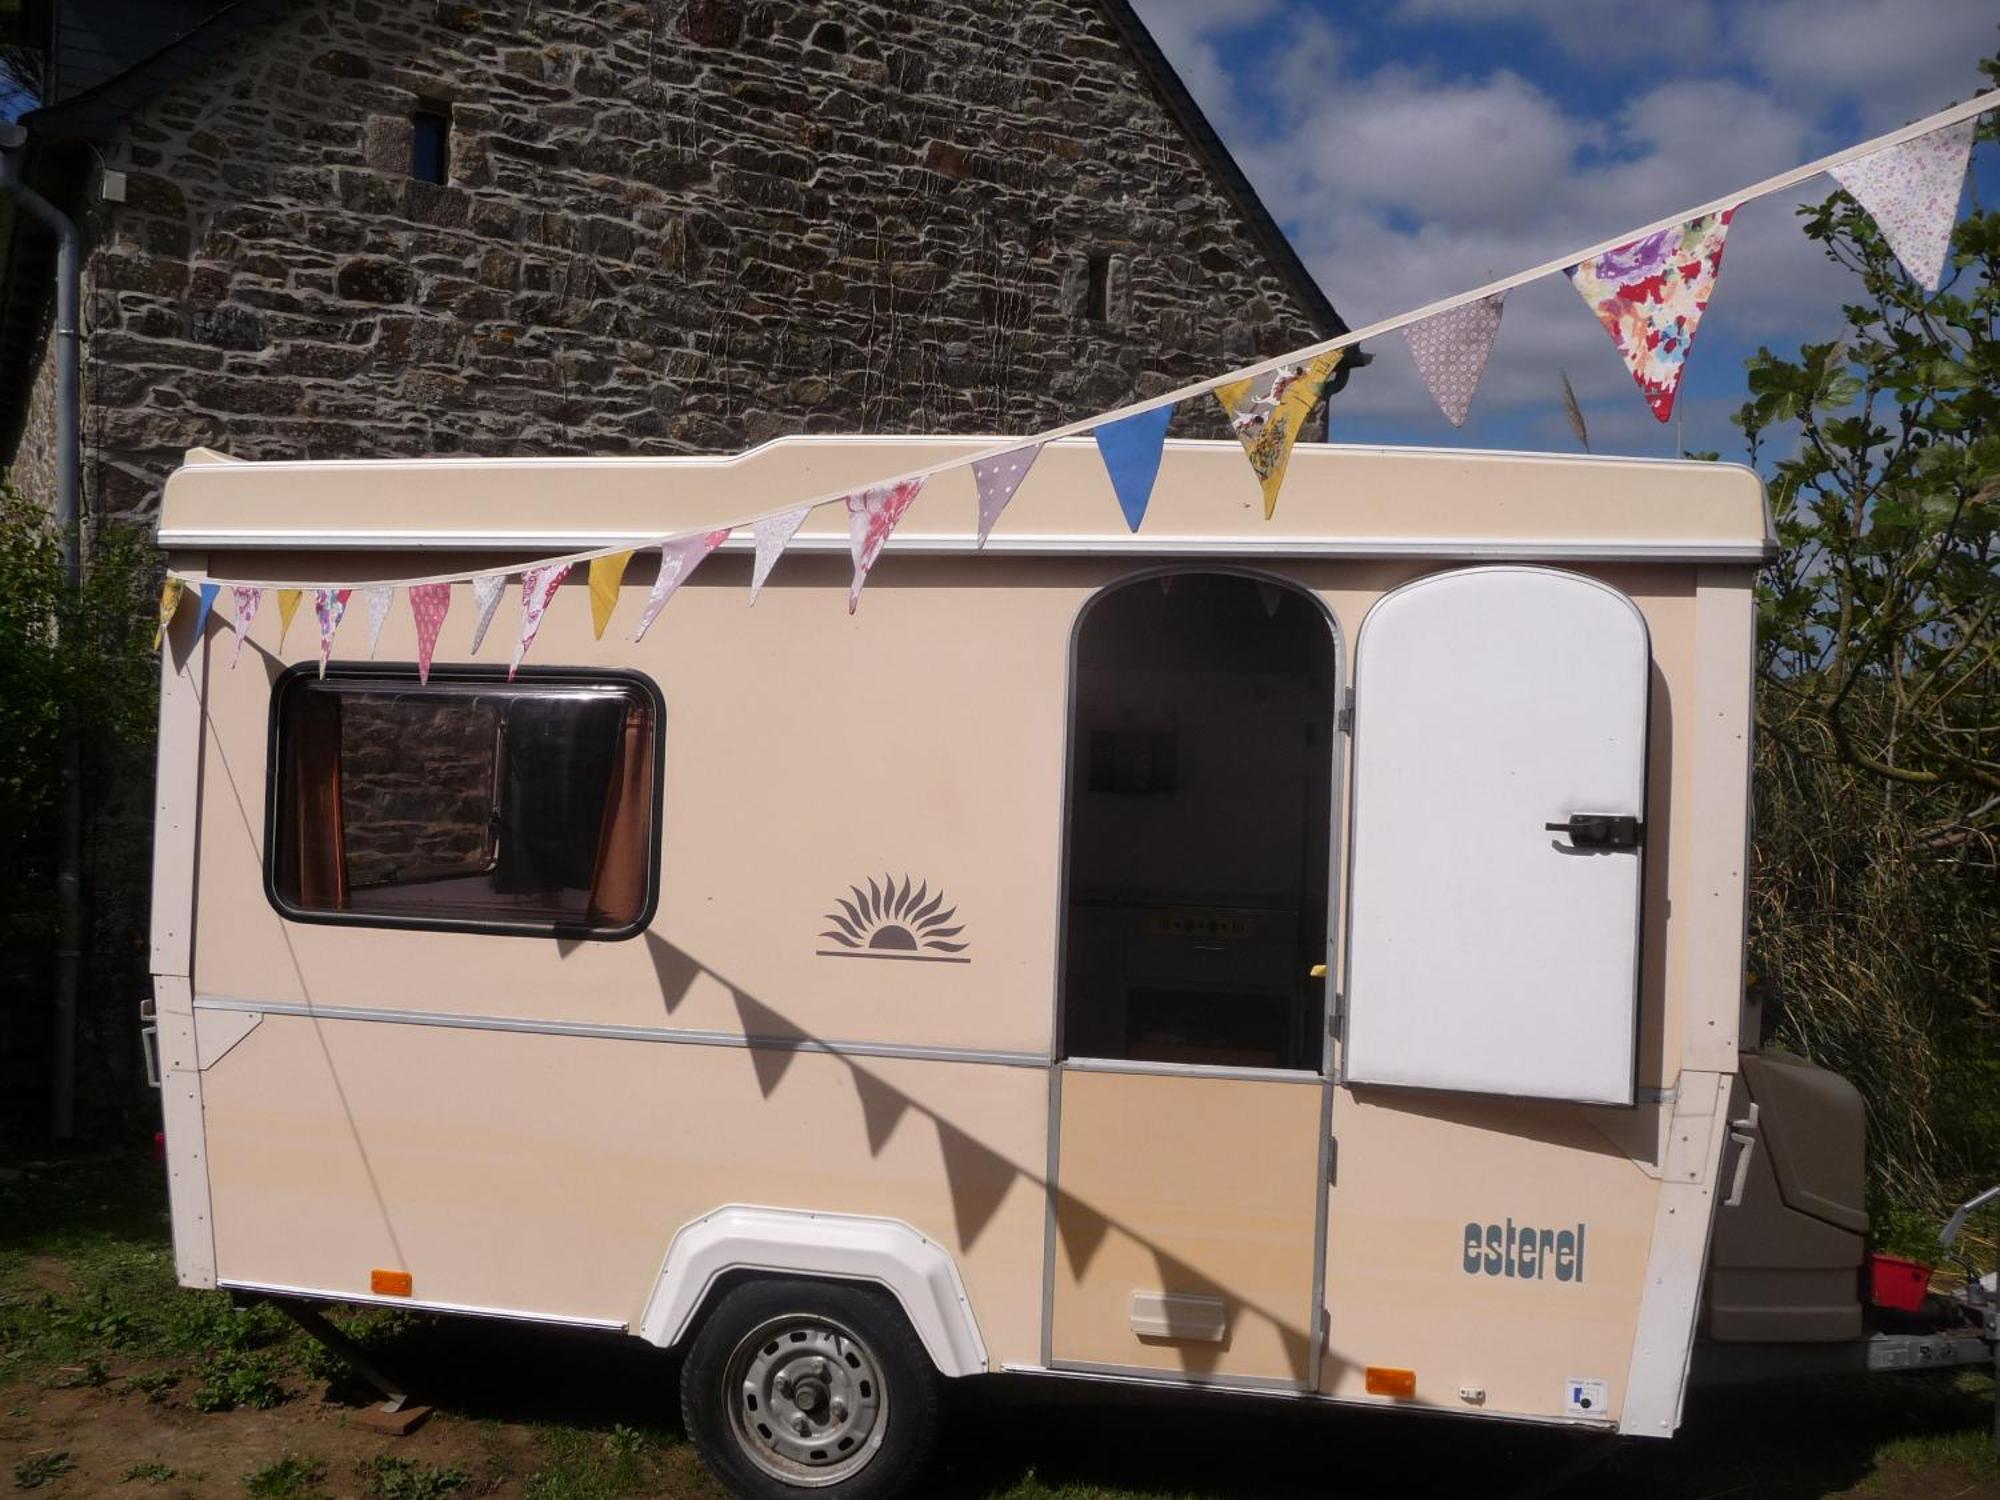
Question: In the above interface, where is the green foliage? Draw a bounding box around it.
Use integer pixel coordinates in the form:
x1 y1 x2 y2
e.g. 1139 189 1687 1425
1736 64 1998 1229
191 1350 289 1412
356 1455 471 1500
9 1453 72 1491
521 1426 660 1500
241 1455 327 1500
120 1461 175 1485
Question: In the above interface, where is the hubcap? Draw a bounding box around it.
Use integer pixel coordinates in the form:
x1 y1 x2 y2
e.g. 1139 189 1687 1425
724 1313 888 1487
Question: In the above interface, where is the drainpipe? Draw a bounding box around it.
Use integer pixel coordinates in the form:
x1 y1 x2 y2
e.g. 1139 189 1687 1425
2 128 86 1141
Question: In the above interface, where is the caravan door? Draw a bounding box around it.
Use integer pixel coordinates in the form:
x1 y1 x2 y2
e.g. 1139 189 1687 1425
1341 567 1651 1106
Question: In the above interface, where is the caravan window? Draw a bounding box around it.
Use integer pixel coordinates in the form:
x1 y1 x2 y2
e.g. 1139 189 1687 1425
267 667 661 938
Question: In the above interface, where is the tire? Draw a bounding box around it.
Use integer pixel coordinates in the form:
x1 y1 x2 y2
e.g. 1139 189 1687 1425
679 1278 941 1500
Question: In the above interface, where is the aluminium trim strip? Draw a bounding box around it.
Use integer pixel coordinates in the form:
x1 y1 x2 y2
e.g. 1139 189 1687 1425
190 994 1049 1070
1045 1356 1306 1392
219 1279 627 1331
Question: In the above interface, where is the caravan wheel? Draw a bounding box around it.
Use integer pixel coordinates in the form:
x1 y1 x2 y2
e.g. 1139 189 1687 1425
680 1279 940 1499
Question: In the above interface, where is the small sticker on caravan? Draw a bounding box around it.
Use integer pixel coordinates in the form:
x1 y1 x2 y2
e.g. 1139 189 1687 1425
1564 1378 1608 1416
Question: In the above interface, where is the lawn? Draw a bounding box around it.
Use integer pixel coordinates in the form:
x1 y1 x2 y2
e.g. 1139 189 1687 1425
2 1156 1996 1499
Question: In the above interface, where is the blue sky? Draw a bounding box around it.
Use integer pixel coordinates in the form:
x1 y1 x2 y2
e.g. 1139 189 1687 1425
1131 0 1998 460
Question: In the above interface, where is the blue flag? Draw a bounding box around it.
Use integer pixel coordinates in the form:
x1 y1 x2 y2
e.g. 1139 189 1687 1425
1093 405 1173 532
192 582 220 637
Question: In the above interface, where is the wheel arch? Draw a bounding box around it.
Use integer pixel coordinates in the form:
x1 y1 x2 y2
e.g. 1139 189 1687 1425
637 1206 989 1378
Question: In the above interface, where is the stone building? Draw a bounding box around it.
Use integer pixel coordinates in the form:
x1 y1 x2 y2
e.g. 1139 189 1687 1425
0 0 1350 521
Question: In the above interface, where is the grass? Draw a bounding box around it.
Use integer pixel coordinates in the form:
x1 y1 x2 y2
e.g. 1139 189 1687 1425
356 1454 473 1500
120 1461 176 1484
242 1454 326 1499
521 1424 665 1500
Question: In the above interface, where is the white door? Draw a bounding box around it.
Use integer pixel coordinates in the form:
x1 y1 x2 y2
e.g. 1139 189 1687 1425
1342 567 1650 1105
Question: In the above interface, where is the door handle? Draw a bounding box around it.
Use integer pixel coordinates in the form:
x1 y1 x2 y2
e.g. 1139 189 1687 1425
1545 814 1642 849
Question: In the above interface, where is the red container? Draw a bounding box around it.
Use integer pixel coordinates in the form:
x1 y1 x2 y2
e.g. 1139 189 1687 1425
1868 1252 1933 1313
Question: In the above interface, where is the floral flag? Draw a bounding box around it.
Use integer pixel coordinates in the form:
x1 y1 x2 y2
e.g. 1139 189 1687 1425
1212 350 1343 518
230 587 262 667
467 574 507 654
1093 404 1174 531
409 583 450 683
510 564 571 680
362 586 394 658
846 478 926 613
313 588 350 678
634 530 731 641
191 582 220 639
972 443 1043 547
588 551 635 640
1830 119 1974 292
1401 294 1505 427
1567 208 1735 422
275 588 303 649
153 577 184 649
750 506 812 604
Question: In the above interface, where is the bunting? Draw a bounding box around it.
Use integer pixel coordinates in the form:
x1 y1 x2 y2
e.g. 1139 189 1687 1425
361 586 394 658
1567 208 1735 423
1094 405 1174 531
1402 293 1505 428
751 507 812 604
409 583 451 683
1829 119 1974 292
191 582 220 640
313 588 350 678
1213 350 1343 519
846 479 925 612
972 443 1043 547
467 574 506 655
230 587 262 667
633 531 730 641
276 589 303 650
509 564 570 679
588 551 635 639
153 578 184 649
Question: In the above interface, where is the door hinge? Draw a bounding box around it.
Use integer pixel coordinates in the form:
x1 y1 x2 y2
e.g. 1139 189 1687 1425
1337 687 1354 735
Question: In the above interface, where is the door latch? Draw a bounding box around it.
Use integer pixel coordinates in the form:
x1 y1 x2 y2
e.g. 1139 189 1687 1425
1544 814 1643 849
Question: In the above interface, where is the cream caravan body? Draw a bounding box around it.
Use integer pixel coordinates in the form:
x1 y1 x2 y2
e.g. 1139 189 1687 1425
151 436 1782 1481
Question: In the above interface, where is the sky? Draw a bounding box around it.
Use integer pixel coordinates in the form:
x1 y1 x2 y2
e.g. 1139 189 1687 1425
1130 0 1998 461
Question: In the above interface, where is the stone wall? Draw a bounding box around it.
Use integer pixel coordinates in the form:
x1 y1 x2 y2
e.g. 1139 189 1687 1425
66 0 1330 518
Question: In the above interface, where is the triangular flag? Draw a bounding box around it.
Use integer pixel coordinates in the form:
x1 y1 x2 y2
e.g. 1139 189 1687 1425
846 478 925 613
1402 294 1505 428
633 530 730 641
972 443 1044 547
1830 119 1974 292
275 589 302 649
1212 350 1343 519
229 587 262 667
588 551 634 640
191 582 220 639
467 574 507 654
313 588 350 678
1567 207 1735 422
750 506 811 604
409 583 450 684
1093 404 1173 531
362 586 394 659
509 563 570 679
153 577 184 649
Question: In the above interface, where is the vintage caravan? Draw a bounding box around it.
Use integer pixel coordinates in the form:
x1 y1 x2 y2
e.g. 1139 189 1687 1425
147 436 1951 1498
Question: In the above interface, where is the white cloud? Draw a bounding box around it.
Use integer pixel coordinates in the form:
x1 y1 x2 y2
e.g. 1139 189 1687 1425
1732 0 1998 123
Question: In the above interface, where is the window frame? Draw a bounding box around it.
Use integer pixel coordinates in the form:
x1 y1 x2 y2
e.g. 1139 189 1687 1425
262 662 666 942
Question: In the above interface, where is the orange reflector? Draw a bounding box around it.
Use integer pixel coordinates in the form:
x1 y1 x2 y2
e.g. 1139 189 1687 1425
370 1268 413 1297
1365 1365 1417 1398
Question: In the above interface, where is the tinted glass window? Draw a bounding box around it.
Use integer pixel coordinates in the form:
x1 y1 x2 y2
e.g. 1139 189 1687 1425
270 669 659 937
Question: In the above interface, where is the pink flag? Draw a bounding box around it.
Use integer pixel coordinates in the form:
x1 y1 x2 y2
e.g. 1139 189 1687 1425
314 588 350 678
633 530 731 641
1830 119 1974 292
467 574 507 654
362 586 394 659
1567 208 1735 422
509 563 571 679
1402 293 1505 427
846 478 925 613
409 583 451 683
229 587 262 668
750 506 812 604
972 444 1043 547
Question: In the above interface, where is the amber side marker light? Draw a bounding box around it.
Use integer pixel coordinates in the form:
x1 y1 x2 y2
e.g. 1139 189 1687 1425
371 1269 414 1297
1365 1366 1417 1398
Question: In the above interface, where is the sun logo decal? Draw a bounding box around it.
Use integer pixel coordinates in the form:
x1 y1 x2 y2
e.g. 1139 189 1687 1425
818 875 970 964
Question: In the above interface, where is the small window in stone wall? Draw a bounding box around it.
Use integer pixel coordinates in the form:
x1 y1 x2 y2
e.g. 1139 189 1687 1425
1085 252 1112 321
411 103 451 184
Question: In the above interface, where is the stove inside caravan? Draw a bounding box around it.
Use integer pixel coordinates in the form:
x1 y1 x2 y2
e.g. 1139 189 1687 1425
1059 573 1337 1072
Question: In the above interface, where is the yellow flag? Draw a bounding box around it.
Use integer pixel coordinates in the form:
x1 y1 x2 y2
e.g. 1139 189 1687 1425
1212 349 1343 519
276 588 303 648
588 551 634 640
153 577 184 649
